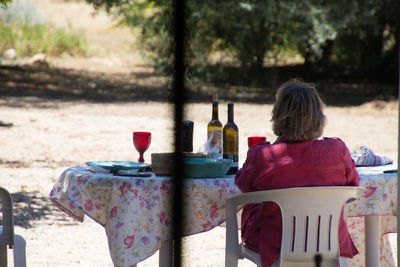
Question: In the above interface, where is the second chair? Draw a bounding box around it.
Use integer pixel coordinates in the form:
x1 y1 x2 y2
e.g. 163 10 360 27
0 187 27 267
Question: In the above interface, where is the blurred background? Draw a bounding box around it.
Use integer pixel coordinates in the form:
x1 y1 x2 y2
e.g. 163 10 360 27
1 0 398 105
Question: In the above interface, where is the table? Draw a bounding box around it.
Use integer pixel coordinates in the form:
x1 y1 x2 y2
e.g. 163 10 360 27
49 166 238 267
347 165 397 267
49 165 397 267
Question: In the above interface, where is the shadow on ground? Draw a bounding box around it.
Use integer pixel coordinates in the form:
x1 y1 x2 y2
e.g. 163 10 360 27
0 63 397 107
0 64 169 107
11 190 77 228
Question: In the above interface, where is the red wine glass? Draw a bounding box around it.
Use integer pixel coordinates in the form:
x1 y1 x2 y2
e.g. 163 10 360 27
133 131 151 162
248 136 266 148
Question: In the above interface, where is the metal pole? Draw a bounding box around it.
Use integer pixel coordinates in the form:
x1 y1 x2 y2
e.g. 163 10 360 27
0 246 7 267
397 34 400 267
172 0 186 266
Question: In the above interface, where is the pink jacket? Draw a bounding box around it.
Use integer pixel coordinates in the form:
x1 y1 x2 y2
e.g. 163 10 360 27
235 137 359 267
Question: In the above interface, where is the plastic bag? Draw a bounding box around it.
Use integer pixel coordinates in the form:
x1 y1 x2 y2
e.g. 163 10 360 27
200 130 222 158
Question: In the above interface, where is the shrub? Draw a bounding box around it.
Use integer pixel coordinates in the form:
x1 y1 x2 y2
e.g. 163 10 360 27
0 0 89 58
0 23 90 57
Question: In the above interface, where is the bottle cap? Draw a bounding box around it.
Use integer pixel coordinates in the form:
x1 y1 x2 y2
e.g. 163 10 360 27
213 93 218 102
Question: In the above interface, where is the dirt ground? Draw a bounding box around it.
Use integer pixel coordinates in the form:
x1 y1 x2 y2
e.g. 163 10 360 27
0 0 399 266
0 96 398 267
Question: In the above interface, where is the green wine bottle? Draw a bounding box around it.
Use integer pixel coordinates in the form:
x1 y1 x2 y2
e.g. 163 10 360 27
223 103 238 174
207 94 222 154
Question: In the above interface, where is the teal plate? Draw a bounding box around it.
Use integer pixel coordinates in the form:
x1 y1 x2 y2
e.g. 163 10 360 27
86 161 150 172
183 158 232 178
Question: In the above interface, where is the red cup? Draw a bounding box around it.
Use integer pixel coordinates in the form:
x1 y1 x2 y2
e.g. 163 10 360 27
133 131 151 162
248 136 266 148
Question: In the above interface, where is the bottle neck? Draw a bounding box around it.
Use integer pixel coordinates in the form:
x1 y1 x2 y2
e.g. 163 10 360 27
227 103 234 122
212 101 219 120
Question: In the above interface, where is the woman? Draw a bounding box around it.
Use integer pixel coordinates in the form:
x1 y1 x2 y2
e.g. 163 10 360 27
235 79 359 266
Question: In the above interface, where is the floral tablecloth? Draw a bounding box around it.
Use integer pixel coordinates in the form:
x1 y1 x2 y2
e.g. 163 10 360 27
49 166 238 266
49 165 397 267
346 166 397 267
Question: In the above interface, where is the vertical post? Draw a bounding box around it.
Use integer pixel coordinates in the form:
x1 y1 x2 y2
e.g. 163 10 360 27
172 0 186 266
397 35 400 267
365 216 380 266
0 246 7 267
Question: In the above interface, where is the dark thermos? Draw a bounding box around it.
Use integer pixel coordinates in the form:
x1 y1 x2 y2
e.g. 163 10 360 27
182 120 194 152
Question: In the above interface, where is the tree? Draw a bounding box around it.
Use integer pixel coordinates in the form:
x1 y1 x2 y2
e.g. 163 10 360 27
84 0 400 83
0 0 12 6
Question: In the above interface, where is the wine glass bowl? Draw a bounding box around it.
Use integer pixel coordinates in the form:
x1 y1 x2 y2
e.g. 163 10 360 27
133 131 151 162
248 136 266 148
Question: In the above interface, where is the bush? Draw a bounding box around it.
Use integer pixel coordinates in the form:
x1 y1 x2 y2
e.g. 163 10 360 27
0 23 90 57
0 0 89 58
84 0 399 86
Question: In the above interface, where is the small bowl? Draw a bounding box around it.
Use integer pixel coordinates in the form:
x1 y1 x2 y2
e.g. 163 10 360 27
151 152 207 176
184 158 232 178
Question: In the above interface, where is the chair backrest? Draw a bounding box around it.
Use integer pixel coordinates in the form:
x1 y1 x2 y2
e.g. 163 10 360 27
0 187 14 248
275 187 357 265
225 186 363 267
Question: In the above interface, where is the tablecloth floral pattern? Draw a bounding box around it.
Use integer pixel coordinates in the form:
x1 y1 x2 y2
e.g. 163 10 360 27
346 168 398 267
49 165 397 267
50 166 239 266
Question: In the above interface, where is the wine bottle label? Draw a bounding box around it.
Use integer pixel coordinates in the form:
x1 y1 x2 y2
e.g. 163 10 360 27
224 131 238 155
207 127 222 137
207 126 222 152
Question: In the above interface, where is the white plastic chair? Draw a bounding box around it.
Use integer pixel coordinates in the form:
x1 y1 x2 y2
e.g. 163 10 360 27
0 187 27 267
225 186 363 267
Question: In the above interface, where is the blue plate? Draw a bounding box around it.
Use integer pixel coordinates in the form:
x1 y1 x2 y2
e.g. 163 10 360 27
183 158 232 178
86 161 150 172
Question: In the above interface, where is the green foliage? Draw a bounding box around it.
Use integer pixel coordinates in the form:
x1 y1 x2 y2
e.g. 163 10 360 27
0 23 89 57
0 0 89 57
83 0 400 84
126 0 174 75
0 0 12 7
327 0 400 73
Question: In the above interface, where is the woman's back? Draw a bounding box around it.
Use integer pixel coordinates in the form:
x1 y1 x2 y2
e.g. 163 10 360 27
235 138 359 267
235 79 360 266
237 137 358 192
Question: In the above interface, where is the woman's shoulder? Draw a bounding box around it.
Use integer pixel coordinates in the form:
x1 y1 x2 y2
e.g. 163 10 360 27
315 137 348 151
321 136 345 143
248 142 273 152
246 142 277 157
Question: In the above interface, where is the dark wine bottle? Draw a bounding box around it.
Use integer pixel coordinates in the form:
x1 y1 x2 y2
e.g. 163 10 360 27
182 120 194 152
223 103 238 174
207 94 222 154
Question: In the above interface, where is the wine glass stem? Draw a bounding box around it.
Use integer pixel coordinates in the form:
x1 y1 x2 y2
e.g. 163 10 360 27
138 153 144 163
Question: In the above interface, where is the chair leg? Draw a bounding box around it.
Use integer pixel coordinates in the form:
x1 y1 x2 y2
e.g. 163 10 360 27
13 234 26 267
0 245 7 267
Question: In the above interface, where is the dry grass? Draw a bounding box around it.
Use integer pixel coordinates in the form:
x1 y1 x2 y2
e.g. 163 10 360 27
29 0 143 71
